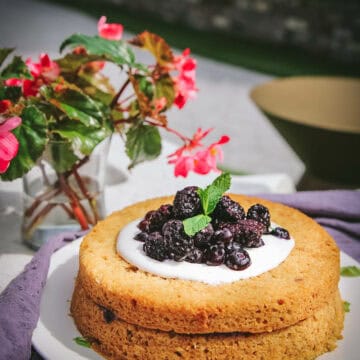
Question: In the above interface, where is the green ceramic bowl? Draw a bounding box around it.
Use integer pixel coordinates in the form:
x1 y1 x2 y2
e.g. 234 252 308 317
250 77 360 186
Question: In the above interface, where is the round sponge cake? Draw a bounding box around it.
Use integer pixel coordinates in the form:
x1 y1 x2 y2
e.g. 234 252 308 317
71 281 344 360
74 194 340 335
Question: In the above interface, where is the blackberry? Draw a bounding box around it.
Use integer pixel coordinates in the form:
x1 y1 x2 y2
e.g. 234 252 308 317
185 248 204 263
162 220 193 261
212 228 233 246
134 232 148 242
173 186 202 219
271 227 290 240
138 205 173 233
219 220 265 248
225 249 251 271
213 196 245 222
143 232 168 261
194 223 214 248
138 218 151 233
247 204 271 231
204 244 226 266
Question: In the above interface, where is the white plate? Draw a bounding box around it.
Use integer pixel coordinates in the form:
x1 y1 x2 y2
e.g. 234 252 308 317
33 238 360 360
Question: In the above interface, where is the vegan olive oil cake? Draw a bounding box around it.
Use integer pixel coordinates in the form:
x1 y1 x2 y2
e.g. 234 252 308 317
71 192 343 359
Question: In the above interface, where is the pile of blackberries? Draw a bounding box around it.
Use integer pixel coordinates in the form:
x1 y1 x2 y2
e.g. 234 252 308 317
135 186 290 271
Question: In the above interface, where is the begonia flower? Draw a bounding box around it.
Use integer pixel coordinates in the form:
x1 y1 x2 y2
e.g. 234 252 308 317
98 16 123 41
168 128 230 177
0 117 21 173
0 100 12 114
5 53 59 97
172 48 198 109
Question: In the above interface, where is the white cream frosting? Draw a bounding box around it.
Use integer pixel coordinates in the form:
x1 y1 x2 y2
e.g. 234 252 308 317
117 219 295 285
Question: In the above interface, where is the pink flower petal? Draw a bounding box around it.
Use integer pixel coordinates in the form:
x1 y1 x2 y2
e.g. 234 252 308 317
0 132 20 160
5 78 23 87
174 156 194 177
0 157 10 173
0 117 22 133
98 16 123 40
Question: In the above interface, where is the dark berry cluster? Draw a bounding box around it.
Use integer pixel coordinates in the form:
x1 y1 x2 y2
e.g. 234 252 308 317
134 187 290 271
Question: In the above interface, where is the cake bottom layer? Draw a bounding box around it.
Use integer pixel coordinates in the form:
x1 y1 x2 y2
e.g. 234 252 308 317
71 280 344 360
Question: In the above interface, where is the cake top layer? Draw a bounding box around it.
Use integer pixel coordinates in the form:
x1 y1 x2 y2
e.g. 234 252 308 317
78 194 340 334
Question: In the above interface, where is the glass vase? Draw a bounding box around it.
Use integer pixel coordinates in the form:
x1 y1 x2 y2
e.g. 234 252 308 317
22 138 110 249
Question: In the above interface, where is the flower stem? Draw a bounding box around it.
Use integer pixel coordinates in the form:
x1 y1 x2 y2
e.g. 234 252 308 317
23 203 57 239
111 78 130 108
145 119 192 143
73 167 100 223
58 173 90 230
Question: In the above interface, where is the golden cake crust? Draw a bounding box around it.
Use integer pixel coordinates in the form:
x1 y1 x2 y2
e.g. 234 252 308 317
71 281 344 360
77 194 340 334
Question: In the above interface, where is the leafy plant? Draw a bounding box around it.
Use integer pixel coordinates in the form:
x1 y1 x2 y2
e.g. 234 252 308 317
0 16 229 234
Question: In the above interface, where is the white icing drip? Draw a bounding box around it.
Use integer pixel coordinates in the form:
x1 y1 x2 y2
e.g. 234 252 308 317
117 220 295 285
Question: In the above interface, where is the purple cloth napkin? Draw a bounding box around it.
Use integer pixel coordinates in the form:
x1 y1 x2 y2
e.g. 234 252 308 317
261 190 360 261
0 230 88 360
0 190 359 360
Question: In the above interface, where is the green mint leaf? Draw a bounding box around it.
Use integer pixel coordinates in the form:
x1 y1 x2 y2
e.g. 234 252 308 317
340 266 360 277
73 336 91 348
183 214 211 236
343 301 350 313
197 172 231 215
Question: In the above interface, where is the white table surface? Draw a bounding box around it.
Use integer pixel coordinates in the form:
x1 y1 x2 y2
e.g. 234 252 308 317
0 137 295 291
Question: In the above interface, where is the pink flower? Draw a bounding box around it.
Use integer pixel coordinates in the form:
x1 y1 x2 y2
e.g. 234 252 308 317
98 16 123 40
4 78 23 87
0 100 12 114
172 48 198 109
168 128 230 177
5 53 59 97
0 117 21 173
168 128 212 160
25 54 60 82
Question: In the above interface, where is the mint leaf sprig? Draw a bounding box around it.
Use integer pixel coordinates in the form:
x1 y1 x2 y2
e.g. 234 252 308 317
183 172 231 236
340 266 360 277
73 336 91 348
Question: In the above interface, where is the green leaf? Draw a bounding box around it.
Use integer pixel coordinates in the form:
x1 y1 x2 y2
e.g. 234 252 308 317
56 53 106 73
1 106 47 181
183 214 211 236
212 171 231 195
42 86 104 127
340 266 360 277
0 85 22 102
198 172 231 215
60 34 135 66
0 56 32 80
45 141 79 173
134 74 154 99
0 48 14 67
130 31 174 66
343 301 350 313
155 74 175 109
76 71 115 106
53 120 111 156
73 337 91 348
125 124 161 169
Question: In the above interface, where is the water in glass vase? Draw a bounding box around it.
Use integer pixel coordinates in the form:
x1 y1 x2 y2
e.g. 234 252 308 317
22 139 109 249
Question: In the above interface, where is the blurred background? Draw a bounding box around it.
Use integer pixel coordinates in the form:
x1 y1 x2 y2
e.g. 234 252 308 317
0 0 359 189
